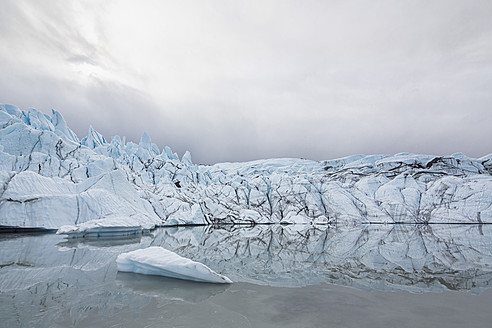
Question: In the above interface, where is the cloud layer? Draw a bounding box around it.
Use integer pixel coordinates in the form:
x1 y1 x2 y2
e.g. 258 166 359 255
1 0 491 163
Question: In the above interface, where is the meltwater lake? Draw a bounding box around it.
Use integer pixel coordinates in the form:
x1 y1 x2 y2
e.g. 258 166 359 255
1 224 492 327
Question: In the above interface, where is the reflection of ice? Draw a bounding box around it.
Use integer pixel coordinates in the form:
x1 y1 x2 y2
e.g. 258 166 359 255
0 233 151 327
0 231 231 327
57 235 144 248
116 272 230 303
1 224 492 327
150 224 492 292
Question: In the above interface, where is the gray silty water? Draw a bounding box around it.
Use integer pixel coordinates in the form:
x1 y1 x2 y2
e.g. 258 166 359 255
1 224 492 327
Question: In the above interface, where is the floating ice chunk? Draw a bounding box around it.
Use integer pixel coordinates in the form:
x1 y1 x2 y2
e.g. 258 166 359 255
116 247 232 284
58 225 144 239
57 215 156 238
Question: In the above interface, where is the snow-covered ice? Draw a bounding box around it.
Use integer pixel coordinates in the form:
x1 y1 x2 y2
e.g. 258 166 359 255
116 246 232 283
57 217 146 239
1 104 491 232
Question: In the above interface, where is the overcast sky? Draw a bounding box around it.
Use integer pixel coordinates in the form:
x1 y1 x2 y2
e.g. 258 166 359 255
1 0 491 163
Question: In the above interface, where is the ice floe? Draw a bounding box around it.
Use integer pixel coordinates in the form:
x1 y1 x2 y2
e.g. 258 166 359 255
116 247 232 283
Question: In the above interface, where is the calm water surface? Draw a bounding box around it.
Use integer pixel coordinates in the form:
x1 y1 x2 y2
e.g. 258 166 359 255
1 224 492 327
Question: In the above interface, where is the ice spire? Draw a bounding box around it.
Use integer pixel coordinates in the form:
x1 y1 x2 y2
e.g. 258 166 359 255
50 109 80 143
81 125 107 149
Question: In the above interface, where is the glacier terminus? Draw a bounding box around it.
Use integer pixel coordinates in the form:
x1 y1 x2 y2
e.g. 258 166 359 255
0 104 491 235
1 104 492 327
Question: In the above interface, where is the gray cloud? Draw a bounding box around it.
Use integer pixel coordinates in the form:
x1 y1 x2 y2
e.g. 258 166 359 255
0 0 491 164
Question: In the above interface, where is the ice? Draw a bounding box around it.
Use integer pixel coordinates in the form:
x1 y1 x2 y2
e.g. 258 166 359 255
50 109 80 143
0 104 23 117
280 213 311 225
116 246 232 283
58 219 145 239
81 125 107 149
181 150 192 166
0 170 161 230
0 104 491 232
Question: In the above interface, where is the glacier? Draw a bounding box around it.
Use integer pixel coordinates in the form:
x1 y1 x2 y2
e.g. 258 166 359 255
116 247 232 283
0 104 491 233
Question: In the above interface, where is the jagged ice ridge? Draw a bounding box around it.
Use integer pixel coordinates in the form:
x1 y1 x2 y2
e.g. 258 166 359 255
0 104 491 234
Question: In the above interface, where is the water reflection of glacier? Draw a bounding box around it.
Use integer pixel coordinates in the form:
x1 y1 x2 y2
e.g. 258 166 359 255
0 232 228 327
150 224 492 292
1 224 492 327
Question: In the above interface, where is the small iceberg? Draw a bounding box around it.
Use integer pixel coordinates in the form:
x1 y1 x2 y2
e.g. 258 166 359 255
57 216 154 239
116 247 232 284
